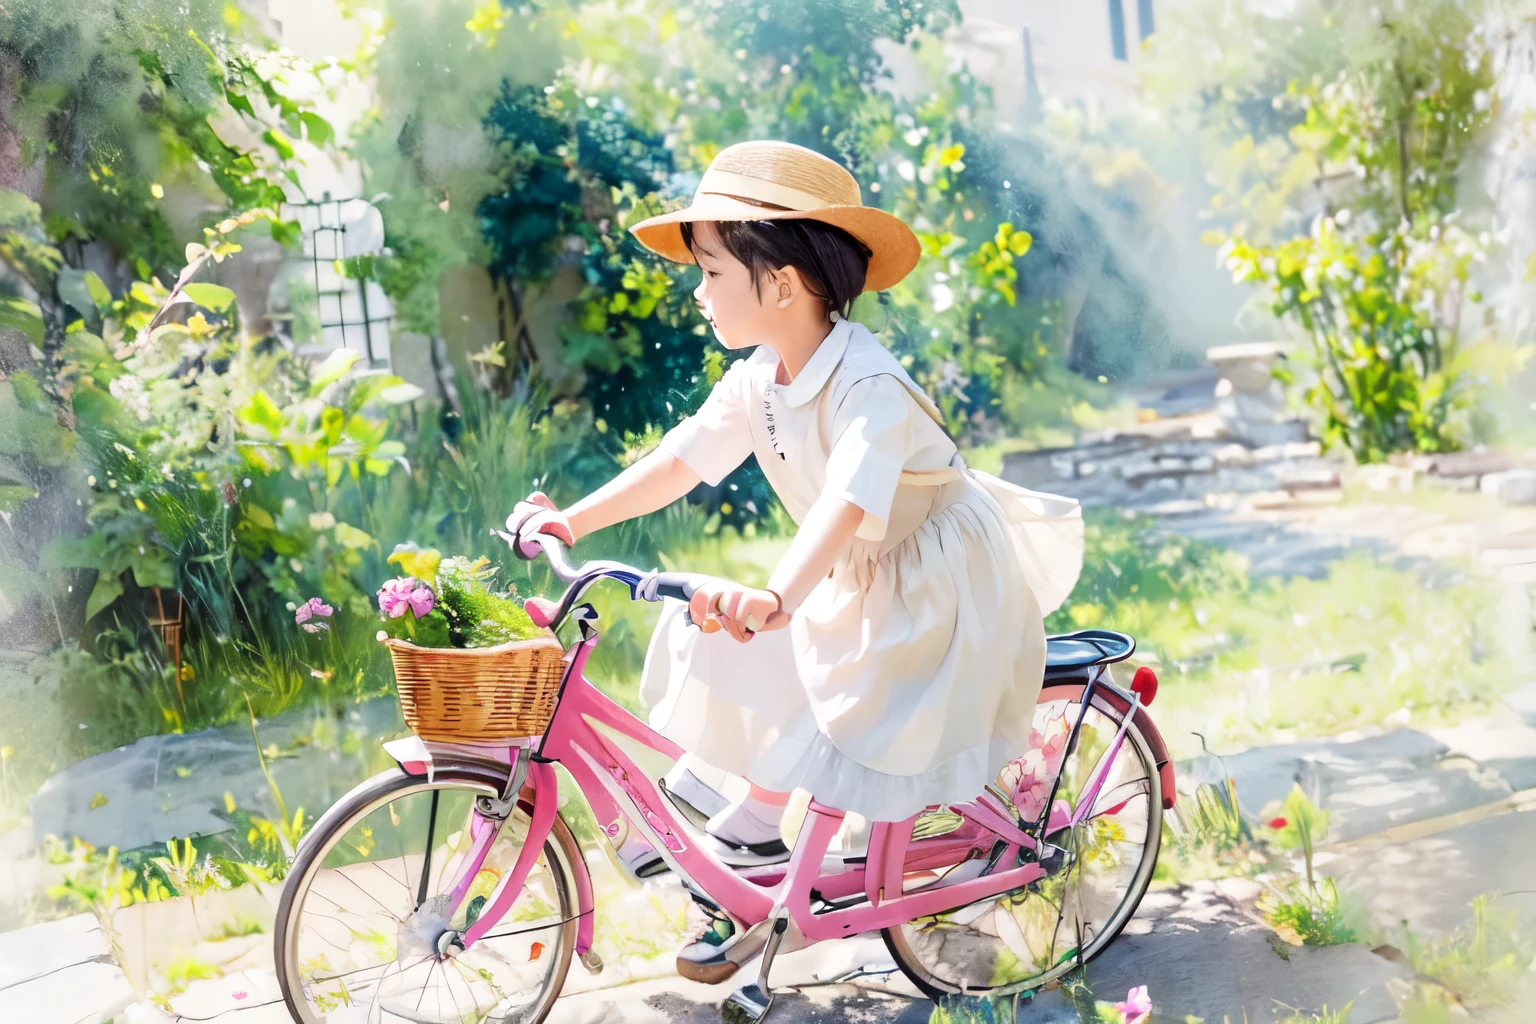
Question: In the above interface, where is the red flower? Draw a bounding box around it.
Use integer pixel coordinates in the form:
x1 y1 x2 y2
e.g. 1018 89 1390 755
1268 817 1288 829
529 941 545 961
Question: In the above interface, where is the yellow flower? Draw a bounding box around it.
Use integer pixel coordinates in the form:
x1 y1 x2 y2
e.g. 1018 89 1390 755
387 543 442 582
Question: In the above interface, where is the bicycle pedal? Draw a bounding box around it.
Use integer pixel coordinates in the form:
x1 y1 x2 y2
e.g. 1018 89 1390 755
724 983 775 1023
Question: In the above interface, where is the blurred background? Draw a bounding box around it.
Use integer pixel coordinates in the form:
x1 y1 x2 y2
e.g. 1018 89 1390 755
1 0 1535 1020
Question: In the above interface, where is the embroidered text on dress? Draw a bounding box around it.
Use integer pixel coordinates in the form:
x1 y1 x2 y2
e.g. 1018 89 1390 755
763 388 786 459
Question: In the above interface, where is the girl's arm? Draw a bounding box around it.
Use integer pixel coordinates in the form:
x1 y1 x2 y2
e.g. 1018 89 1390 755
689 494 863 643
765 496 863 612
562 450 702 541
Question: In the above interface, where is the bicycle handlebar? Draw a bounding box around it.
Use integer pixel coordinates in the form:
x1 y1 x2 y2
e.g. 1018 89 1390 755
491 526 712 631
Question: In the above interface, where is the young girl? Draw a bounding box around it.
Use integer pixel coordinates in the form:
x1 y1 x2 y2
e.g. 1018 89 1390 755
506 140 1083 981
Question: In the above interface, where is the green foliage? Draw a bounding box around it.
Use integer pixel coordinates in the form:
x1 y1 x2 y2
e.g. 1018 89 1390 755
0 0 323 278
1186 777 1253 854
1042 509 1521 761
353 0 1166 507
926 995 1016 1024
1258 786 1351 947
1154 769 1266 887
377 605 453 648
434 555 542 648
377 551 552 649
1046 509 1250 653
1149 0 1510 461
1264 877 1357 947
1278 1006 1353 1024
1397 895 1536 1016
1223 212 1492 462
1263 784 1330 888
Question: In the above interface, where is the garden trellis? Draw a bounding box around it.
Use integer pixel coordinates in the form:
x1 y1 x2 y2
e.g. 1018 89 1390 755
281 196 395 367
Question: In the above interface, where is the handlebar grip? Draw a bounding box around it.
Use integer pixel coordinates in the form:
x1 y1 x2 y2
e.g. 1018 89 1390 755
652 582 693 603
650 572 708 628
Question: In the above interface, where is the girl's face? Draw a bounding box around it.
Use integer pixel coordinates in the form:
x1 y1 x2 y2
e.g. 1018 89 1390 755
689 221 782 351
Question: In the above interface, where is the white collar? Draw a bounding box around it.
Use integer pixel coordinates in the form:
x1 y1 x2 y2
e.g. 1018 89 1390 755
778 317 852 408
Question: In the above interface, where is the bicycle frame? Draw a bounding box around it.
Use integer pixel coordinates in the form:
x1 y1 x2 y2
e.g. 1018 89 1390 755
368 533 1177 970
383 631 1166 969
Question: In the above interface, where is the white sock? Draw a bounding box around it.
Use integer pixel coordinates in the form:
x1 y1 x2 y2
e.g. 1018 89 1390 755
706 793 787 847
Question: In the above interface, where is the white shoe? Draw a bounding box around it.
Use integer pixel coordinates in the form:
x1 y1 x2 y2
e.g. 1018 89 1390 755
663 763 732 821
706 793 787 850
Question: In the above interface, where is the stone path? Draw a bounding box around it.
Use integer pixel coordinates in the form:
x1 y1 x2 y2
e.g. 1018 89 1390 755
6 700 1523 1024
1208 716 1536 844
0 911 135 1023
30 697 406 853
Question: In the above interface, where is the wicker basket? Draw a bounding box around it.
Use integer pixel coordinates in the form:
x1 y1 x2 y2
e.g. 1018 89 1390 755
384 632 567 742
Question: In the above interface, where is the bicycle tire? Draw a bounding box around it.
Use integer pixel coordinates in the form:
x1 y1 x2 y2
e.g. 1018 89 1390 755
882 680 1163 1000
273 765 581 1024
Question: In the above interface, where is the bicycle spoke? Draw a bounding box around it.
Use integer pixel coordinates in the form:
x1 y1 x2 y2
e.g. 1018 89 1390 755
418 788 439 910
336 868 405 924
370 857 416 905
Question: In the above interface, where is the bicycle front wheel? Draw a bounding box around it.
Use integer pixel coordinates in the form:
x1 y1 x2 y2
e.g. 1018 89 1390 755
273 766 580 1024
884 681 1163 999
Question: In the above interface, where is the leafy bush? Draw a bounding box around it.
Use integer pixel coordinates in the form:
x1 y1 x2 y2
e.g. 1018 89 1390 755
1152 0 1510 461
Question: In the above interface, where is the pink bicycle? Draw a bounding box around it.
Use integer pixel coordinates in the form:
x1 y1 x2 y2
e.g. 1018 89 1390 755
272 530 1175 1023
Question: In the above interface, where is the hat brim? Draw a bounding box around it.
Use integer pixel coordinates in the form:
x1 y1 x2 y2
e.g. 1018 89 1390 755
628 193 921 293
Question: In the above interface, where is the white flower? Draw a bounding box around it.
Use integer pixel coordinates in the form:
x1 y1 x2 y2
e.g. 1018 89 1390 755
930 283 955 313
897 161 916 182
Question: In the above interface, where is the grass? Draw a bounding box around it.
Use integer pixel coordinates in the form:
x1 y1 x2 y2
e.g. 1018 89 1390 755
1263 878 1357 947
1277 1007 1352 1024
1391 895 1536 1019
1050 509 1524 760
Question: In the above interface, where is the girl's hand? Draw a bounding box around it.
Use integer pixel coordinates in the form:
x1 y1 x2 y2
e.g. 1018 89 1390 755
688 581 789 643
506 491 576 552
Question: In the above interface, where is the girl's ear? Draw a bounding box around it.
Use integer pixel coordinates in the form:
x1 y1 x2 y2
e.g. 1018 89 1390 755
771 265 799 309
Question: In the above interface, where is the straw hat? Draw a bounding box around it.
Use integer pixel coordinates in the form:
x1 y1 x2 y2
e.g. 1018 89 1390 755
629 140 920 292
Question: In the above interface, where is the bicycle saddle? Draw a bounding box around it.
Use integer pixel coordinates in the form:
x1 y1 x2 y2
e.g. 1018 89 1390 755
1045 629 1136 670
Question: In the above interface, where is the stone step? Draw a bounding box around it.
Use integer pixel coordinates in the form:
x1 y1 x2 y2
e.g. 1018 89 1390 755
0 912 135 1024
1185 727 1519 845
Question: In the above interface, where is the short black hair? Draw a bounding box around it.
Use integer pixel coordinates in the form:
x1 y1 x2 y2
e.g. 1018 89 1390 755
681 219 872 319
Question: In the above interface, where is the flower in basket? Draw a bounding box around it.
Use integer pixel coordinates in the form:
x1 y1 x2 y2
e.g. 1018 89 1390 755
377 576 452 647
377 546 543 649
379 576 434 619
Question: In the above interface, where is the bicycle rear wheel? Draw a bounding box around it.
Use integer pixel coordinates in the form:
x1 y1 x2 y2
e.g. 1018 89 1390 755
884 681 1163 999
273 766 580 1024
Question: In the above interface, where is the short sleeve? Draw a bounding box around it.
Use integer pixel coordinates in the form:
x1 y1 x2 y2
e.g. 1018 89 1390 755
656 358 755 486
823 375 913 542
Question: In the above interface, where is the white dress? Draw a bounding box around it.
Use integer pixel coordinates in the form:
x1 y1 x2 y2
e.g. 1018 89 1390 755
642 317 1084 823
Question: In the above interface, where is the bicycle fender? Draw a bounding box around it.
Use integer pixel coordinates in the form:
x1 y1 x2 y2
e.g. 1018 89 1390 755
1042 678 1177 810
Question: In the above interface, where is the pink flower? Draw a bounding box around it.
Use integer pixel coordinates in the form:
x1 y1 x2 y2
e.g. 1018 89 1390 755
231 990 248 1001
1000 748 1053 821
378 576 435 619
294 597 333 633
1029 702 1070 777
1113 985 1152 1024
